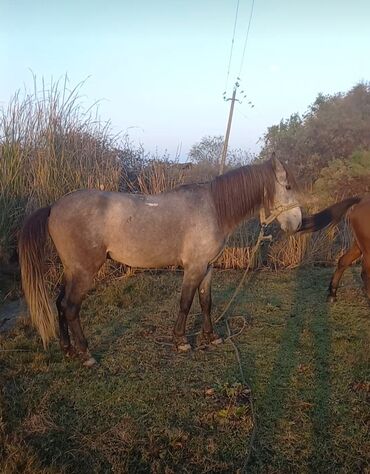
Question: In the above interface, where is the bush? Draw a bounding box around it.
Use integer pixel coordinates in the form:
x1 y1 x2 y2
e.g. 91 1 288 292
314 150 370 204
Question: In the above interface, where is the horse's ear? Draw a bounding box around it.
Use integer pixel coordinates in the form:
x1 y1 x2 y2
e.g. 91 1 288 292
271 153 287 181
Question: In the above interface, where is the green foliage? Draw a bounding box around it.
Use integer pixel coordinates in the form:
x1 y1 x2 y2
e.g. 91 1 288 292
188 135 252 180
260 82 370 185
314 150 370 203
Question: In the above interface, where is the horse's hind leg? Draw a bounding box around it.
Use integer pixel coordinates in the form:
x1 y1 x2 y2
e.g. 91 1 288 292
62 270 96 366
56 284 75 357
198 265 222 345
361 253 370 299
328 242 362 302
173 265 207 351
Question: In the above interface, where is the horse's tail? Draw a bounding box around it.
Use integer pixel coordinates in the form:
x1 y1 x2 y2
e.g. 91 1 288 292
18 206 56 348
298 196 362 233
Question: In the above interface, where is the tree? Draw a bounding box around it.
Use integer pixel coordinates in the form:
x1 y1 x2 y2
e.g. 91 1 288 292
259 82 370 185
188 135 252 178
314 150 370 204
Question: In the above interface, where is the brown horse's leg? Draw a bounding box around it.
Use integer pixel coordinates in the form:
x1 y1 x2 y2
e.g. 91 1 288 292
56 285 75 357
173 266 206 351
198 266 222 345
62 271 96 366
328 242 362 302
361 253 370 299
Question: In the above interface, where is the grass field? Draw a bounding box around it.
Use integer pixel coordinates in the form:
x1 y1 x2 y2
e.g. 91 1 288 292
0 267 369 473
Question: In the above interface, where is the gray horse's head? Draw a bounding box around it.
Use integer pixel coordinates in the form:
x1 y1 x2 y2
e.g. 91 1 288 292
270 155 302 233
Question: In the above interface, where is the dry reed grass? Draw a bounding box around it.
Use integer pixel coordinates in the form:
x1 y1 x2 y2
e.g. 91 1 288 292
268 220 353 269
0 76 352 274
0 75 121 262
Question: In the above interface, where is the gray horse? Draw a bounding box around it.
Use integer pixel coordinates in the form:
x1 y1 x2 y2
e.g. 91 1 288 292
19 156 302 366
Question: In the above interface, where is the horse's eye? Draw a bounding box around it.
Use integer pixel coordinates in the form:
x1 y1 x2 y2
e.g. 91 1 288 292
286 184 291 190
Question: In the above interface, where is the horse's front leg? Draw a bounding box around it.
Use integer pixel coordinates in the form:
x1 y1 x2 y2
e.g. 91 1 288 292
173 266 206 352
198 265 222 345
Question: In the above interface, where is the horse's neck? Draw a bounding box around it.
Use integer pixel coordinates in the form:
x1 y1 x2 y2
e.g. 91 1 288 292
210 168 265 235
226 202 263 234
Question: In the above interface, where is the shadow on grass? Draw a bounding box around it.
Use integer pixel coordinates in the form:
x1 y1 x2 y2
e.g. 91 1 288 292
246 266 333 472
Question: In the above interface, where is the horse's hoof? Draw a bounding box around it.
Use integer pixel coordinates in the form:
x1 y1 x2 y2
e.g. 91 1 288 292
201 332 223 346
62 345 78 359
327 295 337 303
83 356 98 368
79 350 98 367
211 337 223 346
174 335 191 352
177 343 192 352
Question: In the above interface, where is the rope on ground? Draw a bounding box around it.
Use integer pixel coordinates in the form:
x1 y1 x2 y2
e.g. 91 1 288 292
153 222 271 467
215 222 271 473
153 204 299 468
214 206 299 471
0 349 33 352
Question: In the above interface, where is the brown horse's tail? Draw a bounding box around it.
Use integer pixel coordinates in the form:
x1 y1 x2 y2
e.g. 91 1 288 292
18 206 56 348
298 196 361 233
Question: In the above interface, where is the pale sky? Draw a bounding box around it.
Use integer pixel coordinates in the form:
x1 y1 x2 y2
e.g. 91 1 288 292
1 0 370 159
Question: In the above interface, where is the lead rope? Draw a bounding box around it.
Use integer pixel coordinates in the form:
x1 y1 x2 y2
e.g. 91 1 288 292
212 203 299 472
215 212 272 472
213 203 298 329
154 203 299 470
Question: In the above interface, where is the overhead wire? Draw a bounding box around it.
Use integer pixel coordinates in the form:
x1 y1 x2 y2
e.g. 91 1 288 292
238 0 256 78
224 0 241 93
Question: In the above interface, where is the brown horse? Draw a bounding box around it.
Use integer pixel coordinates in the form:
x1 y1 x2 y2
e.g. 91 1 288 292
19 157 302 366
299 195 370 301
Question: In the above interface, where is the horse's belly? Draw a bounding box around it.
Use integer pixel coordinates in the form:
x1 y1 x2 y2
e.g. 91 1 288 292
108 247 179 268
107 231 182 268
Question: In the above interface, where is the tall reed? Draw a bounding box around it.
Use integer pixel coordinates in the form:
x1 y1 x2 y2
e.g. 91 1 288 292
0 76 121 262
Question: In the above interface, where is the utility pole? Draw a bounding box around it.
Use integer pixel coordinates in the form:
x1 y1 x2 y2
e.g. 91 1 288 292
219 85 237 175
219 79 254 175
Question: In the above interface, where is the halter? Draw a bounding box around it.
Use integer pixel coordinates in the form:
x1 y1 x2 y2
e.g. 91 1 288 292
259 202 300 228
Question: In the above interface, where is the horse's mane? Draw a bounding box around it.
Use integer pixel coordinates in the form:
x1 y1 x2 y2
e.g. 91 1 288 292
209 160 279 231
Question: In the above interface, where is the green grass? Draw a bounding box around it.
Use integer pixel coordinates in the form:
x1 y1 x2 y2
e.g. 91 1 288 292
0 267 369 473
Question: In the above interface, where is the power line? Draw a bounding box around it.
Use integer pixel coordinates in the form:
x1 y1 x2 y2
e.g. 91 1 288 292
220 1 256 175
236 106 249 120
238 0 255 77
224 0 241 93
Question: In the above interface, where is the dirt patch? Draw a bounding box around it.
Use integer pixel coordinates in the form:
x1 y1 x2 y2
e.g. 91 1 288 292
0 299 25 332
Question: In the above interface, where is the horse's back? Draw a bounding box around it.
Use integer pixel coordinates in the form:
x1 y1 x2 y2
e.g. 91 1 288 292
48 188 223 270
